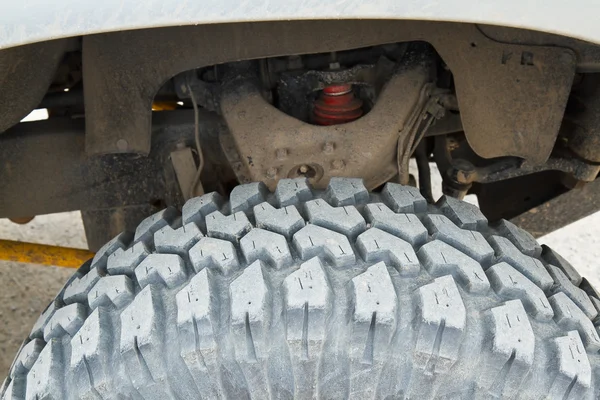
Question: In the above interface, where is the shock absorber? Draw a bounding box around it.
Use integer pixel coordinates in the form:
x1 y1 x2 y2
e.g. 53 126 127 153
313 84 363 125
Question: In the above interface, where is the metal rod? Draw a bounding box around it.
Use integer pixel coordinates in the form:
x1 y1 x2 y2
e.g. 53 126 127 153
0 239 94 269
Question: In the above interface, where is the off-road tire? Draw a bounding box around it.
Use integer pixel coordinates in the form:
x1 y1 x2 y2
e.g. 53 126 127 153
2 178 600 399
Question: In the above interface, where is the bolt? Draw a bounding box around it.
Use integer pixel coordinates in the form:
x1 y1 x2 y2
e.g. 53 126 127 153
331 160 345 170
299 165 309 174
116 139 128 151
266 167 278 179
323 142 335 154
276 148 288 160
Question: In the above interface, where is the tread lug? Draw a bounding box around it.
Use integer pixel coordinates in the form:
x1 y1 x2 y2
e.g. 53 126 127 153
182 192 224 231
240 228 292 269
254 202 305 241
547 265 597 319
188 237 239 276
437 195 487 230
549 292 600 352
292 224 355 268
88 275 135 310
62 267 104 305
134 207 178 245
43 303 86 341
548 331 592 399
418 240 489 293
275 178 313 207
107 241 149 276
542 244 582 286
324 177 369 206
230 182 269 213
415 275 466 374
25 340 63 400
154 222 203 257
305 200 366 239
356 228 420 276
486 262 553 321
364 203 427 246
489 235 553 290
424 214 494 264
496 220 541 257
205 210 252 243
135 253 187 289
381 182 427 213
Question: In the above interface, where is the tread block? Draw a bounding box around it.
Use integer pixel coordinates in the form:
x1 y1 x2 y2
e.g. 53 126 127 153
424 214 494 264
364 203 428 246
107 241 149 276
30 299 60 339
134 207 178 245
70 308 115 398
2 379 23 400
230 182 270 213
418 240 489 294
135 253 187 289
324 177 369 206
230 261 269 362
43 303 87 341
154 222 203 257
489 235 553 291
415 275 466 374
305 200 366 239
240 228 293 269
175 269 220 397
351 262 397 362
62 266 104 305
120 285 170 398
25 339 63 400
356 228 420 277
90 231 133 271
549 292 600 352
542 245 582 286
293 224 355 268
284 258 332 357
88 275 135 310
437 195 487 230
182 192 224 231
479 300 535 398
486 262 553 321
176 269 215 359
547 265 597 320
547 331 592 400
188 237 239 276
275 178 313 207
381 182 427 213
9 339 44 379
205 210 252 243
254 202 305 241
496 220 542 257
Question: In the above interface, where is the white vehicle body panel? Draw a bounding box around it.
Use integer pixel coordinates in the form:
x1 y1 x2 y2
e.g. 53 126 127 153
0 0 599 50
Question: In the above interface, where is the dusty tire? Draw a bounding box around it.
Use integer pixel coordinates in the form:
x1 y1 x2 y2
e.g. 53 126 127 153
2 177 600 399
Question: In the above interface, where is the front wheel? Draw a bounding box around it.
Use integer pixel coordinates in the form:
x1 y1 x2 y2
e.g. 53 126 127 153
2 178 599 399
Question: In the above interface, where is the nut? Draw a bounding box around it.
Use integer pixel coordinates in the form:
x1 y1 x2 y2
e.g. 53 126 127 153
276 148 288 160
299 165 309 174
331 159 345 171
323 142 335 154
266 167 278 179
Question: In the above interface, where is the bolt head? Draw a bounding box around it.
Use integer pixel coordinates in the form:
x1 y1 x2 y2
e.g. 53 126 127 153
266 167 278 179
331 160 345 170
299 165 309 174
323 142 335 154
276 148 288 160
116 139 128 151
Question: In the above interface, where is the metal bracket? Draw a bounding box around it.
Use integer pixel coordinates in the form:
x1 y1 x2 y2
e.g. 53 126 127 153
219 57 432 190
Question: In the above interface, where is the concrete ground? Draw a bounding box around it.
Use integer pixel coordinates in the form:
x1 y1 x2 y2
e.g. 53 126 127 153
1 197 599 378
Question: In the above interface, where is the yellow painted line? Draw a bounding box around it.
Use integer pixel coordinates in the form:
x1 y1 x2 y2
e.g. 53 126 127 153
0 240 94 269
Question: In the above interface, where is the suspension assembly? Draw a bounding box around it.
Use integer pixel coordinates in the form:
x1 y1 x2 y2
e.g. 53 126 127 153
313 84 363 125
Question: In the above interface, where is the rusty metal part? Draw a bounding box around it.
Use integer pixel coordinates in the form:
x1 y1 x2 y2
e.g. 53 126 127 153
511 177 600 237
562 74 600 162
0 239 94 268
219 54 432 190
312 84 363 125
0 39 67 133
8 217 35 225
0 110 229 219
434 134 600 198
82 20 575 166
